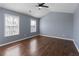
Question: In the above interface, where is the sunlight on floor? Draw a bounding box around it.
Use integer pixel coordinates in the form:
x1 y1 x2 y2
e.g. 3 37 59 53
4 45 20 56
30 39 37 55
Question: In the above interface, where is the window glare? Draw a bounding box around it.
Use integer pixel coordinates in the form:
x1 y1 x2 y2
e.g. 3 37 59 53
31 20 36 26
5 14 19 37
31 19 36 33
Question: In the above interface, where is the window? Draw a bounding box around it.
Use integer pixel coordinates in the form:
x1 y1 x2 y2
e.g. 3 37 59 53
5 14 19 36
31 19 36 32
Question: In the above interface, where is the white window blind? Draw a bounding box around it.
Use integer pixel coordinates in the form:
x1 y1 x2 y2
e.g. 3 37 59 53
31 19 36 33
5 14 19 36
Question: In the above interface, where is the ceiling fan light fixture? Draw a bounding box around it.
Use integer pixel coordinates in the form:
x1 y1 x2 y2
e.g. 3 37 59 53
38 7 42 9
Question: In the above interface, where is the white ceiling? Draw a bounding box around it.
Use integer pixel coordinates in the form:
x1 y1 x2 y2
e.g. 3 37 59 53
0 3 78 18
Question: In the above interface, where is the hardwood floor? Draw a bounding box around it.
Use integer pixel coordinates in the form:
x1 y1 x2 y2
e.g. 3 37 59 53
0 35 79 56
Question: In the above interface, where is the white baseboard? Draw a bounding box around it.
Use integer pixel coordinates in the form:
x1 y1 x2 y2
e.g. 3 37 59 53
0 34 79 53
73 40 79 52
0 34 39 47
40 34 73 41
40 34 79 52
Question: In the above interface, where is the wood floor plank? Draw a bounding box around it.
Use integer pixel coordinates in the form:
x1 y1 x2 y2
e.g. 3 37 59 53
0 35 78 56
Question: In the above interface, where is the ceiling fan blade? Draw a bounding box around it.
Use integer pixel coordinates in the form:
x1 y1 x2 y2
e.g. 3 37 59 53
39 3 45 6
42 6 49 8
36 3 49 8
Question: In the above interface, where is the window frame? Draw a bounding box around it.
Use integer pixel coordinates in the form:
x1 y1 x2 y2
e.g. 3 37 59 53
4 13 20 37
30 19 37 33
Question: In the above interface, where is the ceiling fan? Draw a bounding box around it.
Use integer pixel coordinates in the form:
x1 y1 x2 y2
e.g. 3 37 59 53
36 3 49 9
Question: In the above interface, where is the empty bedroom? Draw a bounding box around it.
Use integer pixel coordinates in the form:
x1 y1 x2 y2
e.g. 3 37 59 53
0 3 79 56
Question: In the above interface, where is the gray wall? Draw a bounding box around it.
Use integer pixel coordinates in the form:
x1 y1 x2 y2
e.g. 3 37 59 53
40 12 73 39
0 7 39 45
73 5 79 49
